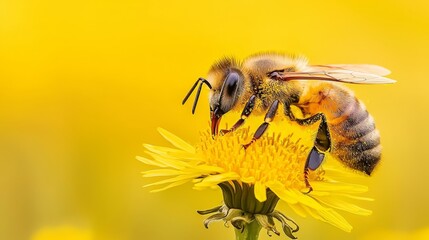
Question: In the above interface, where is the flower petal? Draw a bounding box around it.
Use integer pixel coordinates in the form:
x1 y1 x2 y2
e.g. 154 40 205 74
301 205 352 232
158 128 195 153
192 165 225 174
149 179 191 192
143 144 182 155
311 181 369 194
144 151 192 169
143 144 200 160
315 196 373 216
333 193 374 201
136 156 167 168
291 189 325 210
267 181 298 204
254 182 267 202
194 172 240 188
143 174 201 188
142 169 184 177
288 203 307 218
317 208 352 232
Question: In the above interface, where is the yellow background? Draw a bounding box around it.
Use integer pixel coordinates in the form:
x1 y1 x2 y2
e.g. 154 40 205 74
1 0 428 239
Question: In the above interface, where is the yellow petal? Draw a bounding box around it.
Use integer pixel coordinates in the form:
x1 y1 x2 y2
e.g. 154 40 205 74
288 203 307 217
267 181 298 204
291 189 325 210
194 172 239 187
143 144 182 155
158 127 195 153
311 181 369 194
142 169 184 177
301 204 324 221
310 189 374 201
192 165 225 174
136 156 167 168
316 196 373 216
144 151 192 169
301 205 352 232
318 208 353 232
143 174 201 188
254 182 267 202
333 193 374 201
240 176 255 183
150 179 190 192
144 144 200 160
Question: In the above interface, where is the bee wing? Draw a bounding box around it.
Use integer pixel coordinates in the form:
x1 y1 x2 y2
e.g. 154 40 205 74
309 64 391 76
278 70 396 84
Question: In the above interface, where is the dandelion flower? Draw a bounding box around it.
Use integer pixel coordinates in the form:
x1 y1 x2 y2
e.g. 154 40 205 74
138 125 373 239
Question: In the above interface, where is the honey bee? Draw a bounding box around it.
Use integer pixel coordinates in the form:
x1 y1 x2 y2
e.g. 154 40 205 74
182 53 395 192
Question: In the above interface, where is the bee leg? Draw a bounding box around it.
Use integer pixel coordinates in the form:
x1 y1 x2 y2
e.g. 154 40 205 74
296 113 331 152
290 112 331 193
304 146 325 193
220 95 256 135
242 100 279 149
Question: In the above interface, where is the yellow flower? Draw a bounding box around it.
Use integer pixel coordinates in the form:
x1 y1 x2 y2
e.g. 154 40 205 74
138 125 372 239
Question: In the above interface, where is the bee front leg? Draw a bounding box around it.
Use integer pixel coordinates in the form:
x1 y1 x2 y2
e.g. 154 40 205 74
242 100 279 149
286 109 331 193
220 95 256 135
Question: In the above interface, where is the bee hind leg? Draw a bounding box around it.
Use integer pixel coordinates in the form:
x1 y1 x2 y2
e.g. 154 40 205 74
242 99 279 149
304 146 325 193
220 95 256 135
290 112 331 193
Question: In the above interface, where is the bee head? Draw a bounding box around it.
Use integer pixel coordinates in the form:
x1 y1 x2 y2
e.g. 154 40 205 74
182 57 244 136
209 68 245 136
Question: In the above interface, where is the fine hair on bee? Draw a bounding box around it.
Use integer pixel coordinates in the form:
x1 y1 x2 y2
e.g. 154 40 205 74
183 53 395 192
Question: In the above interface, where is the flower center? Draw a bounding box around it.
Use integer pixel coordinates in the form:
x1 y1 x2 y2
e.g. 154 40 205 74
197 126 324 191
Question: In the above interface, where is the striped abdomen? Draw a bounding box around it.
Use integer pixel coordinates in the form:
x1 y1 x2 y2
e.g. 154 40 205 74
298 83 382 175
328 97 381 175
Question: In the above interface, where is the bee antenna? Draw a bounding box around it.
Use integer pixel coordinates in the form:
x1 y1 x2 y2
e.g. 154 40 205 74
192 81 203 114
182 78 212 114
182 79 200 105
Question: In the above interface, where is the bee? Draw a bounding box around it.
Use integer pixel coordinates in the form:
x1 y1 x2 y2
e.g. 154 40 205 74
182 53 395 192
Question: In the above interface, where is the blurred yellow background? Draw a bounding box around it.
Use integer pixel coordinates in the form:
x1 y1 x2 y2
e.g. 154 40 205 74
1 0 428 239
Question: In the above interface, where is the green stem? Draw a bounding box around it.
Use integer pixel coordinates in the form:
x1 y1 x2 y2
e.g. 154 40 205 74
234 220 262 240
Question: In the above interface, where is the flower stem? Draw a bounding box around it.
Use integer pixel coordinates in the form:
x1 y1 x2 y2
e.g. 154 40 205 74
235 220 262 240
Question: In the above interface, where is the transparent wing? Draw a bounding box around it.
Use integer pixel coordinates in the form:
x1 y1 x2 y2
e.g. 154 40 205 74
309 64 391 76
277 70 396 84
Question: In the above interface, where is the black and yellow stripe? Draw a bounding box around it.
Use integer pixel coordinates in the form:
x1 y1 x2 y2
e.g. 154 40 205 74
330 98 381 175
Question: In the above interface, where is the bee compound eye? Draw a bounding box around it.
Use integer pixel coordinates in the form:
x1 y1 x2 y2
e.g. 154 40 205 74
224 71 240 97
